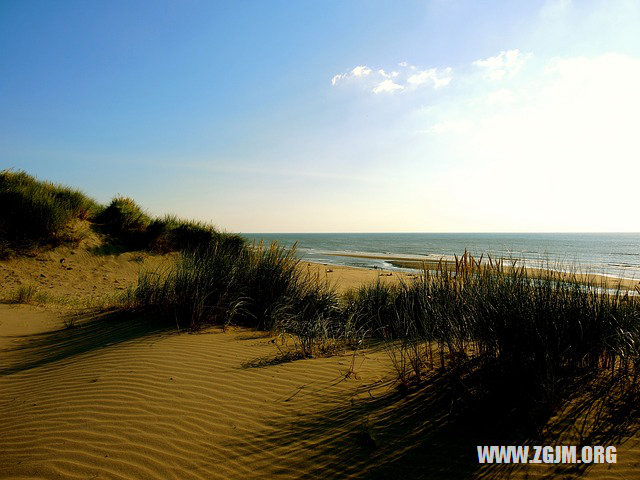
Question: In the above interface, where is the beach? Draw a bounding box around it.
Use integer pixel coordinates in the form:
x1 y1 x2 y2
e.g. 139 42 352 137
1 246 640 479
2 304 639 479
4 1 640 476
243 232 640 281
321 253 640 292
2 246 635 307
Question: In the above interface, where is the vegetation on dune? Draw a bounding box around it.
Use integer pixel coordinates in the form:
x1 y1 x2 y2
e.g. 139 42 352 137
96 199 245 253
342 254 640 410
130 242 340 343
134 246 640 418
96 196 151 243
0 170 102 249
12 284 41 304
145 215 245 254
0 170 244 255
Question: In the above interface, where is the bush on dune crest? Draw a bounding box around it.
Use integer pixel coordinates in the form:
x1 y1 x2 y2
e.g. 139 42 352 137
95 199 245 253
97 196 150 234
96 196 151 247
0 169 101 247
146 215 244 254
0 170 245 254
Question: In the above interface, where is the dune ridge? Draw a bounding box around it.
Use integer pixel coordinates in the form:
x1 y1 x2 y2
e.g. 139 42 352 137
0 305 399 479
2 305 639 479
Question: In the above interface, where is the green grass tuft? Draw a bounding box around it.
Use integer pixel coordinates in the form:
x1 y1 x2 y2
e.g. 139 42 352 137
8 284 50 304
14 284 39 304
96 196 151 247
130 241 338 339
0 170 245 254
343 254 640 406
0 169 101 247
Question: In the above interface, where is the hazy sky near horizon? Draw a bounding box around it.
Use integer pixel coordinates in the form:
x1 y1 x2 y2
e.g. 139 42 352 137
2 0 640 232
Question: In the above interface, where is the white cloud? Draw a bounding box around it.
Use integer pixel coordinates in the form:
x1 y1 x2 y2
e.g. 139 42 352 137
407 67 452 88
331 65 372 85
332 63 452 93
331 74 345 86
473 49 531 80
351 65 372 77
372 80 404 94
378 69 399 78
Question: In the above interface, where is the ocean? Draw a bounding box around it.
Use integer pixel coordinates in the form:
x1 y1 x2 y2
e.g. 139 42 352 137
241 233 640 280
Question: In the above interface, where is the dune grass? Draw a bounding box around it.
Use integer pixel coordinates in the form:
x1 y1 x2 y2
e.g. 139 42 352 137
145 215 245 254
129 241 339 341
96 204 245 253
342 254 640 407
96 196 151 245
131 244 640 416
0 170 244 255
13 284 39 304
4 284 51 305
0 170 102 250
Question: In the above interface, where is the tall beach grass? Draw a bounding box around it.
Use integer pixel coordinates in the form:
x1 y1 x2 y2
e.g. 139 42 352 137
344 253 640 405
132 244 640 409
0 169 101 248
1 170 244 254
129 241 339 342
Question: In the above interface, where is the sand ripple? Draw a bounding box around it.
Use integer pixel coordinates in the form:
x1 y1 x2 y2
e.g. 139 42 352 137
1 305 638 479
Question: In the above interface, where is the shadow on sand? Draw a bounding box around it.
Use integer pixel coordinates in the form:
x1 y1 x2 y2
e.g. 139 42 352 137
225 366 640 479
0 310 172 376
1 311 637 479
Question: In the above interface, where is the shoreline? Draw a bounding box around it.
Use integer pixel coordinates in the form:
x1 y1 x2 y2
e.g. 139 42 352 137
301 261 413 293
246 233 640 280
312 253 640 292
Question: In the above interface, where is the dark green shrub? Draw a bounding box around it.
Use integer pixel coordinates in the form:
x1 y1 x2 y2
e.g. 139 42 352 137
98 196 150 232
0 170 245 254
146 215 245 253
96 196 150 246
0 169 101 245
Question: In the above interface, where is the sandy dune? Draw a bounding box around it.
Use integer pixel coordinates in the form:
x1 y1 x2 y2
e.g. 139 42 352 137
0 243 404 304
1 245 640 479
1 304 639 479
0 246 174 305
0 305 399 479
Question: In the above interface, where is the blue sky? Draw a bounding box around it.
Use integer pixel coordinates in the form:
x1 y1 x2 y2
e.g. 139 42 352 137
2 0 640 232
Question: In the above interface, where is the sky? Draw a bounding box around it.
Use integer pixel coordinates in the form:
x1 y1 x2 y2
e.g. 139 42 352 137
2 0 640 232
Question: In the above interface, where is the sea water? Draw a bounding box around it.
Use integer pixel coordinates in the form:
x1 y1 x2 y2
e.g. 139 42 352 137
241 233 640 280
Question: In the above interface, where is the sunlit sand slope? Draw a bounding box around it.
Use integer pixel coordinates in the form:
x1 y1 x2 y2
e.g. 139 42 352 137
0 305 397 479
1 305 638 479
0 246 174 304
